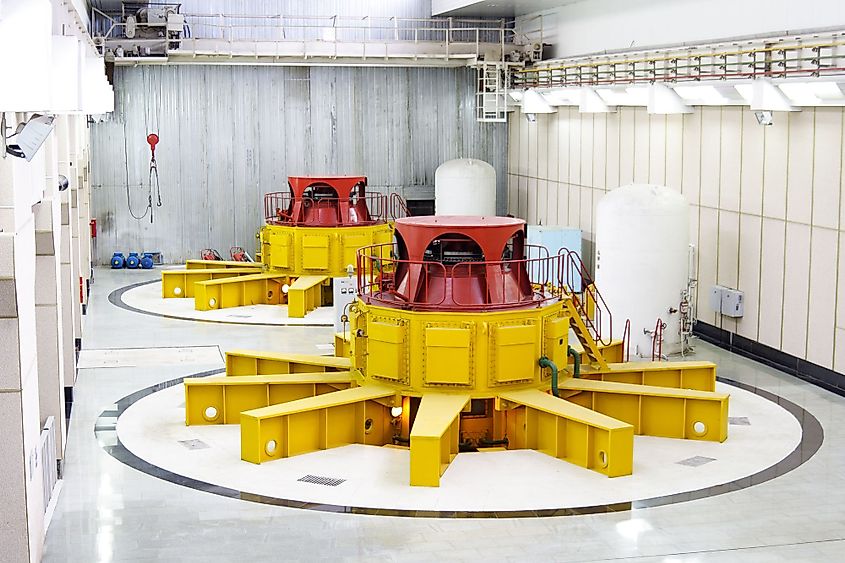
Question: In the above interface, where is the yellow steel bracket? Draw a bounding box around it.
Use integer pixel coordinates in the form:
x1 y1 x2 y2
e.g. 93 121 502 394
287 275 329 318
560 378 729 442
193 272 288 311
498 388 634 477
225 350 351 375
240 385 397 464
161 268 259 298
580 361 718 392
185 372 355 425
409 394 471 487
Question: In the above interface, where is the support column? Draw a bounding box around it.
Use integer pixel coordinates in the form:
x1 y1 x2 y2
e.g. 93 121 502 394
34 129 68 460
56 116 79 402
0 112 47 563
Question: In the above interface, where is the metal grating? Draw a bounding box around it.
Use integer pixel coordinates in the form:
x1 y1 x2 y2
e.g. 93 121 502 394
297 474 346 487
676 456 717 467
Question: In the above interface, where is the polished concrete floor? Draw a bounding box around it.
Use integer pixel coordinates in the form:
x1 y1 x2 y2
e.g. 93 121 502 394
43 267 845 562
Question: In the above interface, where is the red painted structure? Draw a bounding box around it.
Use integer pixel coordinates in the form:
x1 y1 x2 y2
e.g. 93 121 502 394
264 176 384 227
358 216 556 311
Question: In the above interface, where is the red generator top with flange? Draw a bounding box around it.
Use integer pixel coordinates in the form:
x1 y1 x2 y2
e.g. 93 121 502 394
359 216 548 311
264 176 382 227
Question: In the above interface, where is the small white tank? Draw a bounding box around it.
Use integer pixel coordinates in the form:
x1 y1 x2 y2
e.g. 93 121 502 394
595 184 690 358
434 158 496 216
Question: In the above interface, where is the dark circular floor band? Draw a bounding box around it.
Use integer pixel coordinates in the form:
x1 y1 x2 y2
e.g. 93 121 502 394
95 372 823 519
108 279 332 327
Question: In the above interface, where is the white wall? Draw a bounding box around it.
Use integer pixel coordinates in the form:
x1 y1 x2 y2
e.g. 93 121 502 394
508 105 845 373
535 0 845 57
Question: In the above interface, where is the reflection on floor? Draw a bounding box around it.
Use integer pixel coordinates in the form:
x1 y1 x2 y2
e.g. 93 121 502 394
43 267 845 562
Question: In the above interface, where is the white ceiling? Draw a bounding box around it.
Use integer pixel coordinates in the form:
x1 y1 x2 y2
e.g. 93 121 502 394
432 0 584 18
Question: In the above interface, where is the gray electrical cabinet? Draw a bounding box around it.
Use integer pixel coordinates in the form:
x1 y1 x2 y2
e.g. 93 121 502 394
332 276 357 333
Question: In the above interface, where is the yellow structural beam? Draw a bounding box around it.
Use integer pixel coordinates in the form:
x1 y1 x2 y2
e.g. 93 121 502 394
287 275 328 318
334 331 352 358
240 385 397 464
561 378 729 442
409 394 471 487
569 339 625 365
185 259 264 270
498 388 634 477
184 372 355 425
581 361 717 392
193 272 288 311
161 268 259 298
226 350 351 376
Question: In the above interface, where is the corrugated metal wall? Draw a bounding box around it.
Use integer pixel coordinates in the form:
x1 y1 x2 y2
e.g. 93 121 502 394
90 65 507 264
507 105 845 373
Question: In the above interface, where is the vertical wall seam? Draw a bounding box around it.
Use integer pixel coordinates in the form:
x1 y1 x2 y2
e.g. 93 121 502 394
833 107 845 369
805 108 818 360
779 114 792 351
756 120 767 343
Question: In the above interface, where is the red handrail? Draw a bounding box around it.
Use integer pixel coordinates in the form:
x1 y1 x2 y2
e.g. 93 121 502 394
356 243 565 311
651 318 666 361
263 192 390 226
622 318 631 362
557 248 613 346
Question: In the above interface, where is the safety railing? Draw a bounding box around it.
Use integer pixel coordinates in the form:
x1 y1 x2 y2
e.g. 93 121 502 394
389 193 411 220
263 192 386 226
622 319 631 362
181 14 513 44
558 248 613 346
357 243 567 311
651 318 667 361
92 9 517 54
512 31 845 89
40 416 58 515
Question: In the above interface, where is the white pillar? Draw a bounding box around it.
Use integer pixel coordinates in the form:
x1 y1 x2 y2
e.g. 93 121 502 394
34 129 68 460
0 111 47 563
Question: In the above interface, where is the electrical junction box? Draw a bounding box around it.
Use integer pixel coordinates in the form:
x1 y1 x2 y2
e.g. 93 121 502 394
710 285 744 318
333 276 357 333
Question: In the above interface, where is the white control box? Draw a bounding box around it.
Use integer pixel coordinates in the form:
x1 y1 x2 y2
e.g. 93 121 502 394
710 285 744 318
332 276 357 333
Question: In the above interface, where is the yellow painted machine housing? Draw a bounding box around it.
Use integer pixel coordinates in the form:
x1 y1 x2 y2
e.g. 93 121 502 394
259 222 394 277
349 299 571 398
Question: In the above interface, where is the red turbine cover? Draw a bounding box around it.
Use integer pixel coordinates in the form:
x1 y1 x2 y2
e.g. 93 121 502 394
264 175 379 227
381 216 537 310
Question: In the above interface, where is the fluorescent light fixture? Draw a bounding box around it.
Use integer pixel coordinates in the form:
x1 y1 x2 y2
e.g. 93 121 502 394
647 83 693 114
541 87 580 106
521 88 556 114
580 87 616 113
778 81 845 105
748 78 797 112
623 87 649 106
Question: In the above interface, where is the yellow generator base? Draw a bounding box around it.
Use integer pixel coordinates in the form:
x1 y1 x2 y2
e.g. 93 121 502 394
260 222 393 277
183 296 730 488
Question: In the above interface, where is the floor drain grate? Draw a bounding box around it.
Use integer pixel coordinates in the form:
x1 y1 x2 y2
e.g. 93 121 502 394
297 474 346 487
178 439 210 450
676 456 716 467
729 416 751 426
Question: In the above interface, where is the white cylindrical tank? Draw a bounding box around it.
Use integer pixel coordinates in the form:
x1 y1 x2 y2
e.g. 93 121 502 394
434 158 496 216
595 184 690 358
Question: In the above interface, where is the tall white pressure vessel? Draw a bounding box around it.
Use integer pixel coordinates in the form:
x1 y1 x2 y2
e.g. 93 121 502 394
434 158 496 216
595 184 690 358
